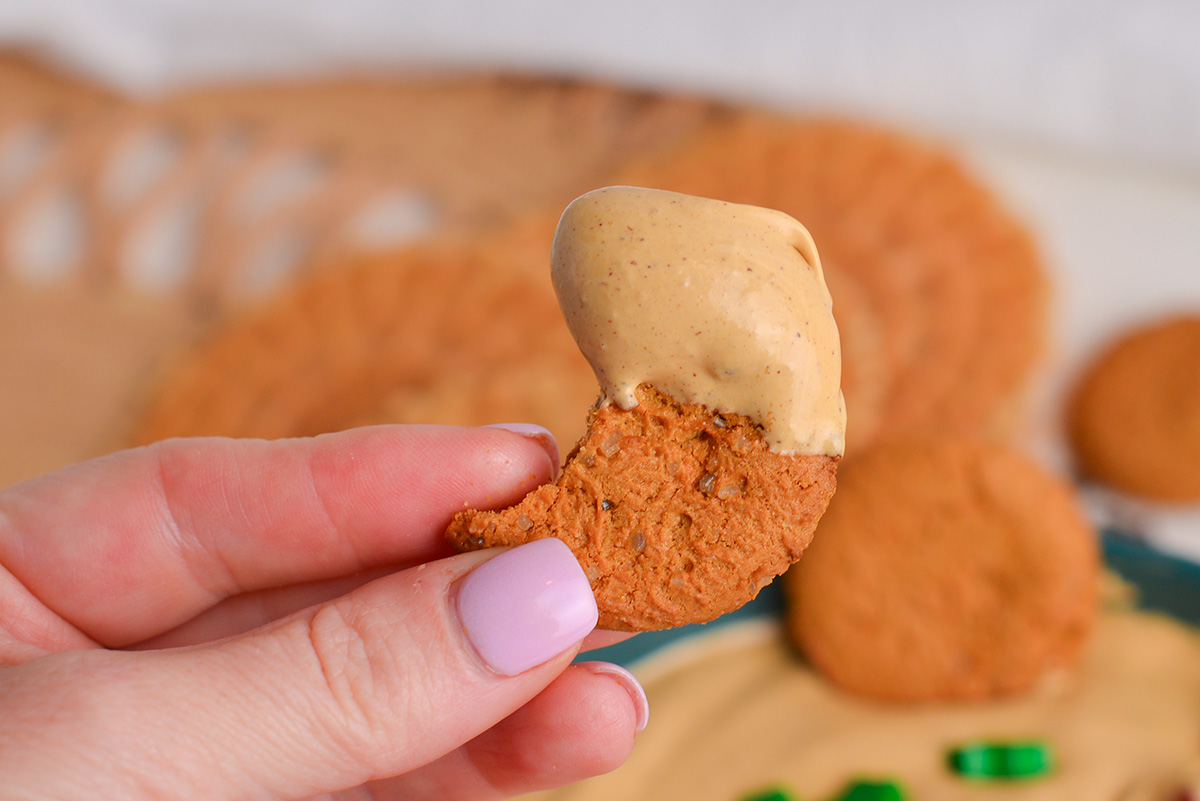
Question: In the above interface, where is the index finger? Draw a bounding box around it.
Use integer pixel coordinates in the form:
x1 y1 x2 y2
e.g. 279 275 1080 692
0 424 558 647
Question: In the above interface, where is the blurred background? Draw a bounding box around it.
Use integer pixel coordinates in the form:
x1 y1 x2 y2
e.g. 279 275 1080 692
5 0 1200 170
1 3 1200 798
2 0 1197 538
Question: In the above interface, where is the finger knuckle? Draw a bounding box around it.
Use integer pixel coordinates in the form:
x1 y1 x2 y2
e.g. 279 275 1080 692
301 603 405 753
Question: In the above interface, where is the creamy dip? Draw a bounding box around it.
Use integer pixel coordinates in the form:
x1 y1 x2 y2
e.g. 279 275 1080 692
551 186 846 456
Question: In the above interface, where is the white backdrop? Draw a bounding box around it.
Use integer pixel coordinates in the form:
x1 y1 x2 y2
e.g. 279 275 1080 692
1 0 1199 174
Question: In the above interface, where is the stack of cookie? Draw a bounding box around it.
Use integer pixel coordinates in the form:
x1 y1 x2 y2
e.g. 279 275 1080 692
132 110 1049 462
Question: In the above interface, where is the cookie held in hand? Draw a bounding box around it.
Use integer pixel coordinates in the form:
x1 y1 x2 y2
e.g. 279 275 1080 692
450 187 845 631
446 385 838 631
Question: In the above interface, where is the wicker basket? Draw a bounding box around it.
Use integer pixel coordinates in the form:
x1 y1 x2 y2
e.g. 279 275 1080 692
0 54 721 486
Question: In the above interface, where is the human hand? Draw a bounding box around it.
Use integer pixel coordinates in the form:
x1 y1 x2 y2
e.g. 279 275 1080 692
0 424 648 800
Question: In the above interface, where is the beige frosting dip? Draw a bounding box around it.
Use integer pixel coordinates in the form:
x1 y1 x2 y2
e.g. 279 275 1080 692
551 186 846 456
526 610 1200 801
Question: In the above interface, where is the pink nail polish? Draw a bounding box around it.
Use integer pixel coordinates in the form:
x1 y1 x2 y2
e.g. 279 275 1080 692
576 661 650 732
456 538 597 676
486 423 561 476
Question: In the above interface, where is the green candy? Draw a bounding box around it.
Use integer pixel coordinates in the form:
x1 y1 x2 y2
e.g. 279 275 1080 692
740 778 910 801
835 780 908 801
740 788 799 801
948 741 1054 780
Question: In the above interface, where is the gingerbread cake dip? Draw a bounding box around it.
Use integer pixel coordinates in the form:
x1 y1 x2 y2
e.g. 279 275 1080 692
527 610 1200 801
551 186 846 457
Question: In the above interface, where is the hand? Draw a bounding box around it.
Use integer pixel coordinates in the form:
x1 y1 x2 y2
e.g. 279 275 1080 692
0 424 648 800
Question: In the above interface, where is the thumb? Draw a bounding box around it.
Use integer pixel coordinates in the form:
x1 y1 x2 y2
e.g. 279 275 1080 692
0 539 598 800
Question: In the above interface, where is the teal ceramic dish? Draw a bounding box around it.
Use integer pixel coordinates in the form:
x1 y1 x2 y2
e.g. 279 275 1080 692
587 529 1200 668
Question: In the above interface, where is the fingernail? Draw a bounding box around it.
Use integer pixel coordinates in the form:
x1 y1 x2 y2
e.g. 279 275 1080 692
577 661 650 732
456 538 597 676
486 423 561 477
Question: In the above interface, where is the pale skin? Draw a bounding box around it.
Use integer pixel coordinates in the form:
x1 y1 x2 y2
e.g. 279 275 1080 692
0 425 639 800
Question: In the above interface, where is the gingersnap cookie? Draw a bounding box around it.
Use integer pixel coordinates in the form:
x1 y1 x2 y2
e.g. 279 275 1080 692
448 186 844 632
616 114 1046 451
786 437 1099 701
133 215 599 448
1067 314 1200 503
446 385 838 631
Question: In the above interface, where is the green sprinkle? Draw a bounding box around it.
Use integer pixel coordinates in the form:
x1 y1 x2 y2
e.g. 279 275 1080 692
948 741 1054 780
835 779 908 801
740 787 799 801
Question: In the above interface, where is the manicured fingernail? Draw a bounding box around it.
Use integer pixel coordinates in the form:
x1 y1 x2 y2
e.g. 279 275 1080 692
486 423 561 477
577 661 650 732
456 538 597 676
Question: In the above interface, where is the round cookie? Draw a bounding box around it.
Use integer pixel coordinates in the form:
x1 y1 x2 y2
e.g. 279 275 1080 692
446 385 839 632
134 214 599 448
616 114 1046 452
1067 314 1200 503
786 437 1099 701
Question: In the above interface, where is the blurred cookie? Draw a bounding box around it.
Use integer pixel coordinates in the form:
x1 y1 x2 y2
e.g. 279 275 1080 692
1067 314 1200 503
446 385 838 631
134 215 598 448
786 437 1098 701
616 114 1046 451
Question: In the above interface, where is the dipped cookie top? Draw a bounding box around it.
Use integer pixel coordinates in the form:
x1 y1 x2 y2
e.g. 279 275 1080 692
551 186 845 456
